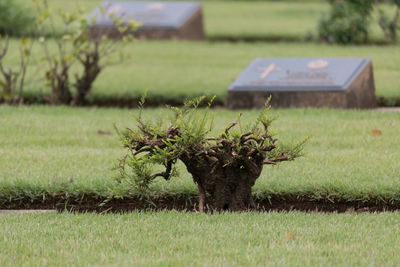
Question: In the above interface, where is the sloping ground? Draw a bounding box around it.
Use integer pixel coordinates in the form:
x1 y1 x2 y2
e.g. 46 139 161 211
1 106 399 211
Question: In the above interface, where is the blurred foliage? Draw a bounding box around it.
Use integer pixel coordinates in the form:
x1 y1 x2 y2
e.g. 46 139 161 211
0 0 36 37
0 36 33 104
377 0 400 43
319 0 400 44
318 0 373 44
33 0 140 105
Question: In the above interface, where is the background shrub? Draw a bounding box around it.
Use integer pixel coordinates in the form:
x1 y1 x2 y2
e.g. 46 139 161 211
377 0 400 43
0 0 36 37
318 0 373 44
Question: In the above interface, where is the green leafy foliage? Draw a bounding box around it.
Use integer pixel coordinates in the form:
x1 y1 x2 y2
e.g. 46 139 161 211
33 0 140 105
0 0 36 37
0 36 33 104
318 0 372 44
318 0 400 44
377 0 400 43
116 96 212 193
116 96 306 211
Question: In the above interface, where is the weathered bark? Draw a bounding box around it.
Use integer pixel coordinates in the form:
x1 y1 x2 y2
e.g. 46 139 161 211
72 43 102 106
56 67 71 104
47 63 72 105
180 150 264 211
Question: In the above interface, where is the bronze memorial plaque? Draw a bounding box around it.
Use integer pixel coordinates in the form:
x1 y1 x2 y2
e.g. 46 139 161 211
227 58 376 109
89 1 205 40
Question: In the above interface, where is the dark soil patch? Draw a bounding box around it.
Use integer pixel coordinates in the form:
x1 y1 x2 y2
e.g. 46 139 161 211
2 95 400 109
207 35 305 44
377 96 400 108
207 36 395 46
1 94 226 109
1 193 400 213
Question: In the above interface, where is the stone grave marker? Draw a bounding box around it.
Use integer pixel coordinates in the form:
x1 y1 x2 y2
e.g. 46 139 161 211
89 1 205 40
227 58 376 109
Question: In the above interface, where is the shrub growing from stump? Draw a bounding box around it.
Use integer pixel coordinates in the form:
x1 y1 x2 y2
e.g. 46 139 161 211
116 96 306 212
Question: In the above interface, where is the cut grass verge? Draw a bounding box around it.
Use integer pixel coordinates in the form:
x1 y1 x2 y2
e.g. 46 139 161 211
3 41 400 106
22 0 395 43
1 106 399 210
1 212 400 266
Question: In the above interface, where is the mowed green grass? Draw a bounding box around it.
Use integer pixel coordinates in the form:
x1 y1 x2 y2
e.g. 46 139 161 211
4 40 400 102
1 106 399 202
26 0 392 41
1 211 400 266
44 0 327 40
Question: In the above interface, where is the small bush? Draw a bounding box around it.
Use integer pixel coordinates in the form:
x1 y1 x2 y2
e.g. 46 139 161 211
33 0 140 105
115 96 307 212
0 36 33 104
377 0 400 43
0 0 36 36
318 0 373 44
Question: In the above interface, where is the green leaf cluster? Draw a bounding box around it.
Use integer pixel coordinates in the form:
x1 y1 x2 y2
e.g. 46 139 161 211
115 95 307 193
319 0 400 44
0 0 36 37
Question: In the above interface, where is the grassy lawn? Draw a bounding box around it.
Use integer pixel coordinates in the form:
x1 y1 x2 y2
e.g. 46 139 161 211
3 2 399 265
27 0 391 42
1 211 400 266
22 0 327 40
1 106 399 203
4 40 400 104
